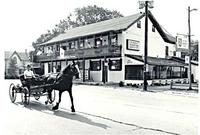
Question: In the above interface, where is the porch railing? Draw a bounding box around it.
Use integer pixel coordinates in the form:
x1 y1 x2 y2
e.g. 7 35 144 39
35 44 122 62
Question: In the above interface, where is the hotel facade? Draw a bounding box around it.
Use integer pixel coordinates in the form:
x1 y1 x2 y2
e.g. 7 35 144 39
34 11 194 85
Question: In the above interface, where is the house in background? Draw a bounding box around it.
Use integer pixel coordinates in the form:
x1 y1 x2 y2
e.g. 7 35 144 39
5 51 31 78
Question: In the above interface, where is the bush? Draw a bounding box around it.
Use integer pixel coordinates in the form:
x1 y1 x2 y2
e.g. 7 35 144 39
119 81 124 87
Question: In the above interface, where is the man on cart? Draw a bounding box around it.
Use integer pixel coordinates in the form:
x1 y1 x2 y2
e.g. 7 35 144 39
24 65 36 91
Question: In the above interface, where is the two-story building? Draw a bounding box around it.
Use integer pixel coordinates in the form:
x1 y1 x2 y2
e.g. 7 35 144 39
35 11 189 85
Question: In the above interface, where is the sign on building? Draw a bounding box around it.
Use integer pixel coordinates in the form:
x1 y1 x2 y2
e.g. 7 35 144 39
126 39 140 51
185 56 190 64
60 47 65 58
176 35 188 50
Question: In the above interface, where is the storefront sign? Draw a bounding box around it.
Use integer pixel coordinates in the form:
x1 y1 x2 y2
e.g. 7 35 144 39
126 39 140 51
176 35 188 50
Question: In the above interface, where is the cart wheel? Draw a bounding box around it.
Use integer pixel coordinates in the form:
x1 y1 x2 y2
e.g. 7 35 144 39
21 87 30 105
34 94 40 100
9 83 17 103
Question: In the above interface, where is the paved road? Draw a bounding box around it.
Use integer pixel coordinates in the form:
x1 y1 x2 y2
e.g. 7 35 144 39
1 80 198 135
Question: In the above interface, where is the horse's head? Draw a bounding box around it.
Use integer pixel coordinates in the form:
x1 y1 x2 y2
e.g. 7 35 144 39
62 63 79 77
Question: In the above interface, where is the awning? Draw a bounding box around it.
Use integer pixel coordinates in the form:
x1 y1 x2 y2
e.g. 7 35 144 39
125 54 186 67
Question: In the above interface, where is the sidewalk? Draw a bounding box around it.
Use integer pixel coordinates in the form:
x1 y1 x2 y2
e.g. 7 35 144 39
73 80 199 97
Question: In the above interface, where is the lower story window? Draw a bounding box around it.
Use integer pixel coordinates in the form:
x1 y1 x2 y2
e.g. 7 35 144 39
56 62 61 72
109 59 122 71
125 65 187 80
125 65 143 80
90 60 101 71
48 62 53 73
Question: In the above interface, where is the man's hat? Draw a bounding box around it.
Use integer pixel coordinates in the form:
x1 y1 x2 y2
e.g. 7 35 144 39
27 65 31 68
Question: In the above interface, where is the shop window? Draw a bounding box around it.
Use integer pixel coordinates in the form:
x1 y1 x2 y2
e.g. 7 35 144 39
90 60 101 71
76 60 83 70
172 67 182 78
137 21 141 28
56 62 61 72
109 59 122 71
48 62 53 73
125 65 143 80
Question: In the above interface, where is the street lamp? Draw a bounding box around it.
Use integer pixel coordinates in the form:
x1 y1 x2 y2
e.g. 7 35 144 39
188 6 197 90
139 1 154 91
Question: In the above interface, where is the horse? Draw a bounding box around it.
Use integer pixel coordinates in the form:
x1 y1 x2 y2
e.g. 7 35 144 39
44 63 79 112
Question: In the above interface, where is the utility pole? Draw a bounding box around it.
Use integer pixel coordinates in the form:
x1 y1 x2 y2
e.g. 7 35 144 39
188 6 192 90
188 6 197 90
143 1 148 91
139 1 154 91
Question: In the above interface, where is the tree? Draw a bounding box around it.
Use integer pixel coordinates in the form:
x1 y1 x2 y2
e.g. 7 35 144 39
73 5 123 27
33 5 123 46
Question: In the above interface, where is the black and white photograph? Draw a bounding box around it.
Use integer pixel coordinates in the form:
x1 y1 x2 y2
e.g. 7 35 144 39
0 0 199 134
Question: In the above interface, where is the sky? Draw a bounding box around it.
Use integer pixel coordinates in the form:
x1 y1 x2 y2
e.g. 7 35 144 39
0 0 199 52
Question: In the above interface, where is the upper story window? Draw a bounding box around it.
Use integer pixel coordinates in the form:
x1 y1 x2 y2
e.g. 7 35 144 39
173 51 176 56
110 34 118 45
165 46 169 57
69 41 75 49
152 25 155 32
79 39 84 49
137 20 141 28
95 37 102 47
48 46 53 51
47 46 53 54
12 57 17 64
61 46 66 50
42 47 44 53
56 44 60 51
181 52 187 58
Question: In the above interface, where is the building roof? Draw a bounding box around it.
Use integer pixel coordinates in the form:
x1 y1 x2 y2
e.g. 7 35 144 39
170 56 199 66
5 51 29 61
39 11 175 46
125 54 186 67
39 13 144 45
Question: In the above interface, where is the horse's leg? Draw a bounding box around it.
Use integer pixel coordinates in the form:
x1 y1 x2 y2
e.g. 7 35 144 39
68 89 75 112
48 89 53 104
45 87 50 105
52 91 63 110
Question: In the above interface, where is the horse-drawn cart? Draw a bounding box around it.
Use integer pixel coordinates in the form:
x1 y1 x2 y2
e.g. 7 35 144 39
9 74 56 105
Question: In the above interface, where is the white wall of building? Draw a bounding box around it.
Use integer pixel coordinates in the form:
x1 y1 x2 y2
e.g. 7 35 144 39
123 17 175 58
